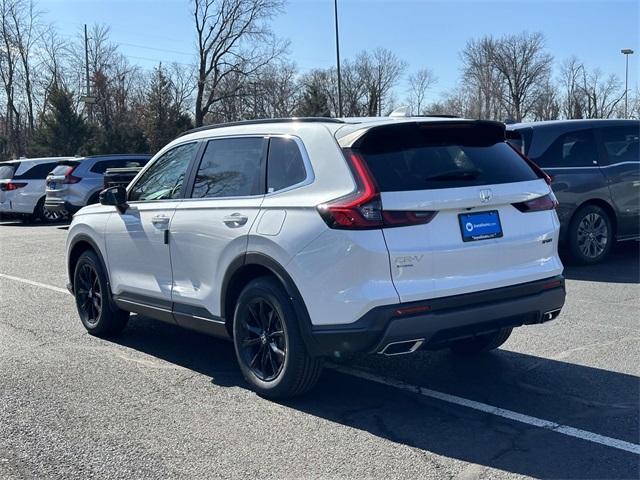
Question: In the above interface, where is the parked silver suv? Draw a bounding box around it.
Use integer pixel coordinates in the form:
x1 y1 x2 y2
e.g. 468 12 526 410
45 154 150 216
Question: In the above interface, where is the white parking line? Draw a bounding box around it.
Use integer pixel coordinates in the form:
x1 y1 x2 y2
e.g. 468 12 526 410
1 272 638 456
332 365 640 455
0 273 70 295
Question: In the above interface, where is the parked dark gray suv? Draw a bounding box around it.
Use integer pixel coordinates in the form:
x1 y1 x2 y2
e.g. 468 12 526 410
507 119 639 264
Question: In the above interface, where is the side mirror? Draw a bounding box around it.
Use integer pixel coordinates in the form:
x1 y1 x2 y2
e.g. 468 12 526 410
99 186 128 213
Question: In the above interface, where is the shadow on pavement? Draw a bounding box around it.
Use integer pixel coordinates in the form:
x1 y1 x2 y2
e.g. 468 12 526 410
563 241 639 284
113 315 639 479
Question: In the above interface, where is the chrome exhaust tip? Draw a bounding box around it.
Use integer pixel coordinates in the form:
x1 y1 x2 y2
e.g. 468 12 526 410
378 339 424 356
542 308 562 322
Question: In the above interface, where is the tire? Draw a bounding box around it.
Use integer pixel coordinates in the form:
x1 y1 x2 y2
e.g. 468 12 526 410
449 328 513 354
73 250 129 337
233 276 323 399
568 204 613 265
34 198 64 223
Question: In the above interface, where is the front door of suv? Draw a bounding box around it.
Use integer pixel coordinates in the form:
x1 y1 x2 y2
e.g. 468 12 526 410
105 142 199 313
169 137 267 324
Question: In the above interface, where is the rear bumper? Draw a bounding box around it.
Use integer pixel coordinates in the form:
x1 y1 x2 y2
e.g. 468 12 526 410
44 198 80 215
305 276 566 357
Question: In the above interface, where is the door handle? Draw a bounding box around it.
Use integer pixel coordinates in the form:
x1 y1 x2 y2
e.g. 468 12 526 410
223 213 248 227
151 214 170 227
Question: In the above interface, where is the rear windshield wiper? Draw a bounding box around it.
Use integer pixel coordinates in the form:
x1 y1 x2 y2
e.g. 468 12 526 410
424 169 481 181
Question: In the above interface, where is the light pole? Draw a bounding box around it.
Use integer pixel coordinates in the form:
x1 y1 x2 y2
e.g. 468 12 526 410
621 48 634 118
334 0 343 118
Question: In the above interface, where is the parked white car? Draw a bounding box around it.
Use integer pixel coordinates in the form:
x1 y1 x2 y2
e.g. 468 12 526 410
65 117 566 398
0 157 73 222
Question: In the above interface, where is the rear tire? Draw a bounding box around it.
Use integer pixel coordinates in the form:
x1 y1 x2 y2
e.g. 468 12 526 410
449 328 512 354
568 204 613 265
73 250 129 337
233 277 323 399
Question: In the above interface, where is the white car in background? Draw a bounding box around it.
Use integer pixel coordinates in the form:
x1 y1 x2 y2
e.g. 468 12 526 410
65 116 566 399
0 157 73 222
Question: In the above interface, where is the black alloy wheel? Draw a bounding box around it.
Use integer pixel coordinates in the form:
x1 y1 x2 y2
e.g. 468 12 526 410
237 298 286 382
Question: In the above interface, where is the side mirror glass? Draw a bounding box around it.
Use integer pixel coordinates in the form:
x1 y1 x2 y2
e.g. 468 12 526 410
99 186 128 212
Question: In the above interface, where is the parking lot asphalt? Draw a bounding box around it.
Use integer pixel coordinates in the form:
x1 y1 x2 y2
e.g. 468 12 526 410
0 220 638 479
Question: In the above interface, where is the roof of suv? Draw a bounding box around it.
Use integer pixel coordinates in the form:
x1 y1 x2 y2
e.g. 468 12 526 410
507 118 639 130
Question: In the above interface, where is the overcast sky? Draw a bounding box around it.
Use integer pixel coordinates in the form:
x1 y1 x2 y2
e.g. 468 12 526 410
39 0 639 103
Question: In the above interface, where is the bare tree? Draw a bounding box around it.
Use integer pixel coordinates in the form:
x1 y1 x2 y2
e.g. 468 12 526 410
192 0 286 126
0 0 22 154
461 36 504 120
406 68 437 114
357 48 407 116
580 68 624 119
489 32 553 121
531 80 560 120
559 56 585 119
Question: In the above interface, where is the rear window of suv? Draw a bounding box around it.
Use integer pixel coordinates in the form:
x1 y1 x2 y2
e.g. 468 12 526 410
356 123 538 191
0 163 16 179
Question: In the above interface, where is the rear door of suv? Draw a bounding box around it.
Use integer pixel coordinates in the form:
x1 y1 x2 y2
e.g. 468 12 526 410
345 121 562 303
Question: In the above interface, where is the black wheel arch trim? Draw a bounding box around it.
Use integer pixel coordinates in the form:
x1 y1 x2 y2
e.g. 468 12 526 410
221 252 320 355
67 234 110 299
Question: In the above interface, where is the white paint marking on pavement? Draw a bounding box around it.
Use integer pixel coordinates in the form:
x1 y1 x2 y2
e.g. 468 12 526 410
0 273 70 295
332 365 640 455
2 271 638 456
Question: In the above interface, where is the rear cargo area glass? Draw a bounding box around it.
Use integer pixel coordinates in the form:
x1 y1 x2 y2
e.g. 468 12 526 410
0 164 16 179
357 123 538 192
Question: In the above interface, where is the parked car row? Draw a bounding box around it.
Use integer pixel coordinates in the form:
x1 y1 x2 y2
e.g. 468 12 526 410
0 154 150 222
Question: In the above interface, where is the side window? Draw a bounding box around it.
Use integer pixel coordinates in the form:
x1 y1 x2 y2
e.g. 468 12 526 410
267 137 307 192
191 137 264 199
129 143 197 201
15 162 58 179
91 158 148 174
597 126 639 165
531 129 598 168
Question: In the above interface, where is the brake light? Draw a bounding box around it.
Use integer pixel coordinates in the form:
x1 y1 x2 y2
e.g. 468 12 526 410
512 194 558 212
317 150 437 229
62 166 81 184
0 182 27 191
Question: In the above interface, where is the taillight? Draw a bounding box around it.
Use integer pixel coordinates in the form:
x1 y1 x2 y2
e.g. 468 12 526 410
512 193 558 212
63 166 81 184
317 150 437 229
0 182 27 191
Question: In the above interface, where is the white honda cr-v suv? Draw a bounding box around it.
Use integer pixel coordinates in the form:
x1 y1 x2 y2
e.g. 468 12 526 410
66 116 565 398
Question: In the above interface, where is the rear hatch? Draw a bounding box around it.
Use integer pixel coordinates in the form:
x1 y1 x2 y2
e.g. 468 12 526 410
46 160 82 201
0 162 18 203
341 121 562 302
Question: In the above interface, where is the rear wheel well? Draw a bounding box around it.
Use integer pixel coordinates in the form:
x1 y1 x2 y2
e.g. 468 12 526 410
223 264 280 334
574 199 617 238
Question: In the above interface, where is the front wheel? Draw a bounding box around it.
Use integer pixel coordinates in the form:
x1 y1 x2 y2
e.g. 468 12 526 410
449 328 513 354
233 277 323 399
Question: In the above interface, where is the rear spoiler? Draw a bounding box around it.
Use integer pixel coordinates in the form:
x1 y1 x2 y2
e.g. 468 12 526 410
337 120 506 150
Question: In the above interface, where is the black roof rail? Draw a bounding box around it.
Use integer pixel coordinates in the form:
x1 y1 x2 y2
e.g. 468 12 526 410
179 117 345 137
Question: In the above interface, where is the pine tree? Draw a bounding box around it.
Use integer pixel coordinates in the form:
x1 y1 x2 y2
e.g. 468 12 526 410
296 83 332 117
142 65 193 153
29 87 89 156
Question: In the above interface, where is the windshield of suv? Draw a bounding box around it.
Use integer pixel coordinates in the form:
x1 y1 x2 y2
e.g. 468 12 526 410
357 123 538 191
0 164 16 180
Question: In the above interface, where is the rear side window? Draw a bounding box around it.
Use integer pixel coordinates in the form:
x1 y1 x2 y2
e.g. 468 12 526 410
90 158 148 174
267 137 307 192
191 137 265 198
531 129 598 168
0 164 16 179
597 126 639 165
356 124 538 192
14 162 58 180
